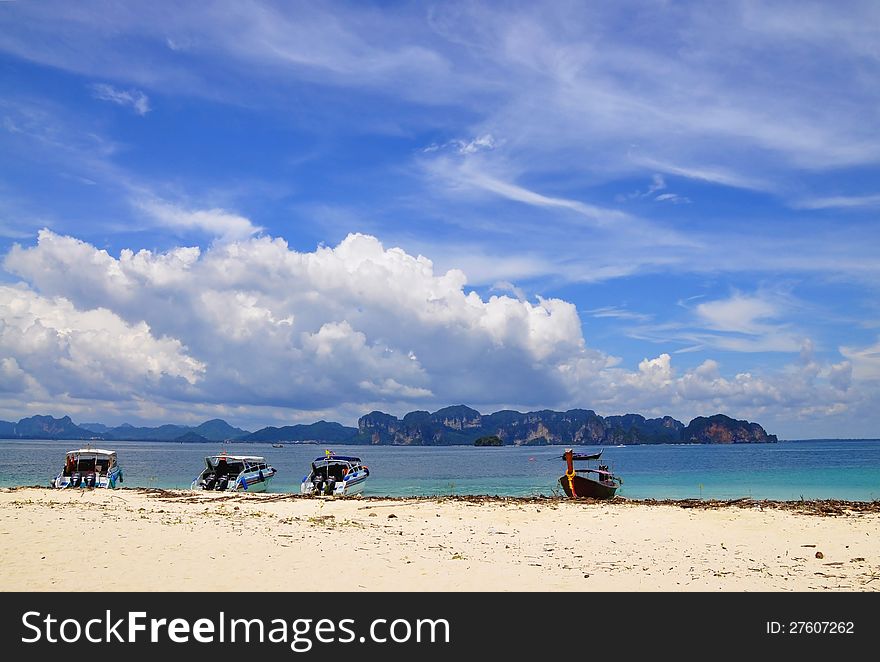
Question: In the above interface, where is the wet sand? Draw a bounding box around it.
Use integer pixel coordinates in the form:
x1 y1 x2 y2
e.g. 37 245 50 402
1 487 878 591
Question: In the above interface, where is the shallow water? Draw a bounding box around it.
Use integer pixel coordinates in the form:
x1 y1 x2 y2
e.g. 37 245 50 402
1 438 879 501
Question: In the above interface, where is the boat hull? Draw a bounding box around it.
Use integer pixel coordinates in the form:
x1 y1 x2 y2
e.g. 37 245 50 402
52 468 123 489
192 472 275 492
559 474 618 499
301 472 368 497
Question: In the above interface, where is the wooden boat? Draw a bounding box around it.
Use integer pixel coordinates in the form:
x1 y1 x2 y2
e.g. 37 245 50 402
559 448 621 499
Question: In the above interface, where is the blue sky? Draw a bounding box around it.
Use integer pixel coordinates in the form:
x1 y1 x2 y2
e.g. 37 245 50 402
0 1 878 438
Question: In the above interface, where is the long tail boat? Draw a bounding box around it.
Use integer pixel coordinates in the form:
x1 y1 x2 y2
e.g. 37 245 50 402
559 448 622 499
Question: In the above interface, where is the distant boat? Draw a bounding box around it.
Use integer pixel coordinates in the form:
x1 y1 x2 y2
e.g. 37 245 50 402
559 448 621 499
300 451 369 496
271 443 284 448
191 453 277 492
51 448 123 489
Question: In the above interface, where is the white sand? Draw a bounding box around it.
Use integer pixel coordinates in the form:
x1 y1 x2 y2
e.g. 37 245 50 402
1 488 877 591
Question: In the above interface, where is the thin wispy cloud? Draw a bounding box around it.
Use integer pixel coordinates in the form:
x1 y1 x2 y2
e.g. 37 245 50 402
793 194 880 210
586 306 653 323
90 83 151 115
618 173 691 204
654 193 691 204
135 198 262 242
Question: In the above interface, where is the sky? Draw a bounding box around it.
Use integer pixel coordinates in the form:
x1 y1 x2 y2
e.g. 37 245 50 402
0 1 878 438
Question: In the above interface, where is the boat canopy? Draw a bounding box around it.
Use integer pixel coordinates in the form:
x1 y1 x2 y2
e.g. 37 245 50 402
206 455 265 462
569 451 602 461
66 449 116 457
576 467 615 476
312 455 361 463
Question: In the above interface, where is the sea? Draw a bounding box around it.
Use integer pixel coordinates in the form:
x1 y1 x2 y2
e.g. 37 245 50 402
2 438 880 501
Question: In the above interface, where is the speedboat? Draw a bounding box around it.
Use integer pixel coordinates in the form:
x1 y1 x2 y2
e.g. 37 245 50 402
191 454 277 492
300 452 369 496
559 448 622 499
52 448 123 489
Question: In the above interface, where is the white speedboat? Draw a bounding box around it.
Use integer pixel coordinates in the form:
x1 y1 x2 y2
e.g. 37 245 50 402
191 454 277 492
300 452 369 496
52 448 123 489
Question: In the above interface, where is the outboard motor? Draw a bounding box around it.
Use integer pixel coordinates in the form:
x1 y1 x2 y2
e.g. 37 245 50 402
71 473 81 487
86 473 96 488
216 477 229 491
324 478 336 495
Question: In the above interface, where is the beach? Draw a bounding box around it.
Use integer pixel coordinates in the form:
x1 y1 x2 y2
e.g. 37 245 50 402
1 487 878 591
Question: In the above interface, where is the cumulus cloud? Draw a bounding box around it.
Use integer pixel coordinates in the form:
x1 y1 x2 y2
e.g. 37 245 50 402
90 83 151 115
0 283 204 404
0 230 870 431
2 230 593 415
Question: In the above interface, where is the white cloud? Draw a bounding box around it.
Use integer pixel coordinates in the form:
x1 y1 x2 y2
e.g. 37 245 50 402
654 192 691 204
90 83 151 115
623 291 807 354
427 157 632 228
490 280 526 302
586 306 652 323
794 194 880 210
0 283 204 404
695 293 782 336
456 134 496 154
423 134 498 155
0 230 870 433
136 198 262 242
1 230 590 413
839 337 880 381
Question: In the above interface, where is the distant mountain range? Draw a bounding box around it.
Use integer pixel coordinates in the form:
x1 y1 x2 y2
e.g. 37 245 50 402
0 406 778 445
355 406 776 445
0 415 249 442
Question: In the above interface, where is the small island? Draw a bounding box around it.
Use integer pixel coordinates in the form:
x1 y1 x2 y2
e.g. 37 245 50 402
473 435 503 447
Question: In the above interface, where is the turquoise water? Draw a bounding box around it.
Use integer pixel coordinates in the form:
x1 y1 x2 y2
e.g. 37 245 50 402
1 439 879 501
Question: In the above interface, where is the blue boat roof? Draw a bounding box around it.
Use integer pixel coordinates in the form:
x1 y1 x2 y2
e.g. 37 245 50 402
313 455 361 463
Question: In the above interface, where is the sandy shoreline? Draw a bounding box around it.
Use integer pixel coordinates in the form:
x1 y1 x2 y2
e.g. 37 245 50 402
1 487 878 591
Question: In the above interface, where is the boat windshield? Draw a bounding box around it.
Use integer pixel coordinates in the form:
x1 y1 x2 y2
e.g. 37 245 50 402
205 457 270 477
311 460 353 481
206 458 245 478
63 454 115 476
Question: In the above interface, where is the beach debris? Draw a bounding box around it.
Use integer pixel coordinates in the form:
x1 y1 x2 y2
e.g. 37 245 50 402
16 486 880 518
815 551 824 559
801 544 816 547
387 513 397 518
